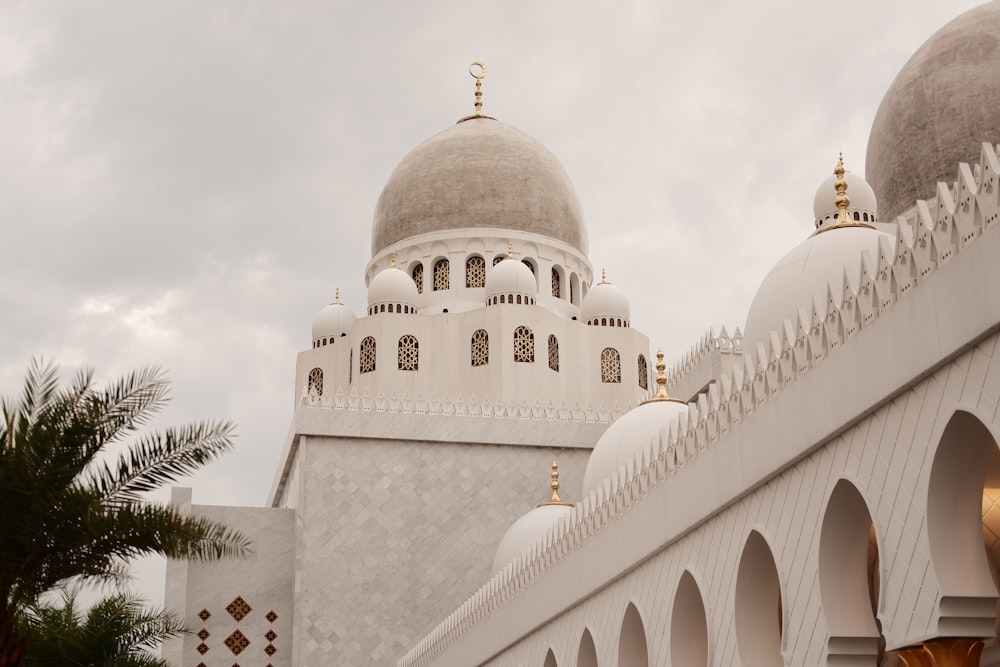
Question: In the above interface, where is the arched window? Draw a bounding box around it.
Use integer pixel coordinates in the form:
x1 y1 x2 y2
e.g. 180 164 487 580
472 329 489 367
308 367 323 395
548 335 559 371
412 263 424 294
466 256 486 288
853 211 861 221
360 337 376 373
516 295 522 304
493 255 505 266
514 326 534 363
522 259 535 275
601 348 621 383
398 335 418 371
551 268 561 298
500 294 506 304
433 259 450 291
638 354 648 390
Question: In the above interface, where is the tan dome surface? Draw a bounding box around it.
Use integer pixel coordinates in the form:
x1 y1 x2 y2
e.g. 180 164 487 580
371 117 588 256
866 1 1000 221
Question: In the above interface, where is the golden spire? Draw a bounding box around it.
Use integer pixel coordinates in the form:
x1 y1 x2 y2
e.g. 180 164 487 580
814 153 875 235
600 268 607 284
390 252 397 268
507 241 513 258
834 152 851 224
334 288 340 304
470 61 487 115
641 348 685 405
537 461 574 507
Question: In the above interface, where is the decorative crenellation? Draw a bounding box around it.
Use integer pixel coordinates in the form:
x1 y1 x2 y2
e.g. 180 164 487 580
300 385 630 425
396 143 1000 667
666 325 744 385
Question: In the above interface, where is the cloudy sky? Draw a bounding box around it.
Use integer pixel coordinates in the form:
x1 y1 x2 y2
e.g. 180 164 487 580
0 1 983 606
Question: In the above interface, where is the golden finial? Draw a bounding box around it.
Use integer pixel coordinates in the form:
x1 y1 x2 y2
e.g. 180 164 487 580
641 348 685 405
600 268 607 284
507 241 513 258
334 288 340 304
390 252 397 268
470 61 487 116
834 152 851 224
537 461 574 507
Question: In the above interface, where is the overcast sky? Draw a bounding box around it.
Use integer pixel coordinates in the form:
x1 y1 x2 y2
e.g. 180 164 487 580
0 0 984 608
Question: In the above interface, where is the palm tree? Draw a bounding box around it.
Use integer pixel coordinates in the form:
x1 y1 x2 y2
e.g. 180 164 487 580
0 360 251 666
19 587 184 667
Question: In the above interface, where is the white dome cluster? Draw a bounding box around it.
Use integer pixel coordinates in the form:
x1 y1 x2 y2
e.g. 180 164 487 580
311 290 356 347
581 271 630 327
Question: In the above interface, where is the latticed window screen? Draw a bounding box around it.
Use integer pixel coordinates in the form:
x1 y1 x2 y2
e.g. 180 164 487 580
601 347 622 383
433 259 450 291
638 354 648 389
398 335 419 371
412 264 424 294
493 255 505 266
466 256 486 288
548 335 559 371
360 337 376 373
551 268 561 298
471 329 489 366
522 260 534 275
514 326 535 363
308 368 323 395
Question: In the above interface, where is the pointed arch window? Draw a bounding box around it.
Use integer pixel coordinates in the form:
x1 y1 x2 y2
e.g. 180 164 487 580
638 354 648 390
471 329 489 366
601 347 621 383
548 335 559 371
466 256 486 288
514 326 535 363
360 337 376 373
433 259 450 291
308 368 324 395
411 264 424 294
551 268 561 298
398 335 418 371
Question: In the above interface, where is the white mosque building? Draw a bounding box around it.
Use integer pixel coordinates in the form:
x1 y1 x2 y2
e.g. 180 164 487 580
165 3 1000 665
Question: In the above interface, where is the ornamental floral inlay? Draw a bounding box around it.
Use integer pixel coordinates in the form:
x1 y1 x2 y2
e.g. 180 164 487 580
433 259 450 291
412 264 424 294
466 256 486 288
601 347 622 383
514 326 534 363
307 367 323 396
398 335 419 371
471 329 489 367
225 596 252 622
638 354 649 389
548 335 559 371
360 337 376 373
551 268 560 298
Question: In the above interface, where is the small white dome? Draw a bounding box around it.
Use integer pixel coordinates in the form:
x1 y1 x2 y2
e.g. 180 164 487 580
492 503 573 574
743 225 893 354
582 398 687 494
367 266 419 309
813 170 878 228
581 277 630 325
312 298 356 342
485 257 537 302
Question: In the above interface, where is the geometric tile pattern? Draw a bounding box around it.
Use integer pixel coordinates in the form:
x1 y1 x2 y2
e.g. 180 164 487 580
264 643 277 656
265 610 278 623
226 597 252 623
224 629 250 655
198 608 211 621
196 642 209 655
197 628 210 640
265 630 277 642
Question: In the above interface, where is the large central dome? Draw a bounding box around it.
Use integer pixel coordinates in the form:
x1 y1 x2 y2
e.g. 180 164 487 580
371 116 588 256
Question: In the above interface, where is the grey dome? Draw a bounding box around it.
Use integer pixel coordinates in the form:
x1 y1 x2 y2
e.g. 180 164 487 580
866 1 1000 221
371 117 588 256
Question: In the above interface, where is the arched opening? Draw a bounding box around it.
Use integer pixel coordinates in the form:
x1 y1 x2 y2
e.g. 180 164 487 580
551 266 562 298
577 628 598 667
433 258 450 291
410 262 424 294
466 255 486 288
618 602 649 667
514 326 534 363
548 335 559 371
360 337 376 373
735 530 783 666
671 571 709 666
308 368 324 396
819 479 881 664
928 411 998 598
570 272 580 306
601 348 621 383
542 648 557 667
397 335 418 371
638 354 649 390
471 329 489 367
